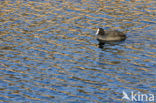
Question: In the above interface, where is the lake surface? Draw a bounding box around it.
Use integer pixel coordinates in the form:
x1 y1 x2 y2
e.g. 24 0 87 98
0 0 156 102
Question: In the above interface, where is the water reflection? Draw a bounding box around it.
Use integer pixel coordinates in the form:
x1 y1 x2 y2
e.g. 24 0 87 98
0 0 156 102
98 40 126 49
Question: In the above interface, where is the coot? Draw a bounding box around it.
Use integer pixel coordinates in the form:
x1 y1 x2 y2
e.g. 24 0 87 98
96 28 126 43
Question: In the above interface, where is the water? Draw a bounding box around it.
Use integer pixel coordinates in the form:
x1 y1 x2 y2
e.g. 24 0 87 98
0 0 156 102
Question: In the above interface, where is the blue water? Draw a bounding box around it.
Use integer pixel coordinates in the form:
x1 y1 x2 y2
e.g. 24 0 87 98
0 0 156 103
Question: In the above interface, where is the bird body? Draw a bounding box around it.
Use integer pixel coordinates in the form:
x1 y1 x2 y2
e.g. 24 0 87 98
96 28 126 43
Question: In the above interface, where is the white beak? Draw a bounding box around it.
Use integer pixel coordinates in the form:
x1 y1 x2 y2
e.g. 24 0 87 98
96 28 100 35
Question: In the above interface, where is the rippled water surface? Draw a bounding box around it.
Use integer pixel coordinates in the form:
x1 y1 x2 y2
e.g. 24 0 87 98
0 0 156 102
